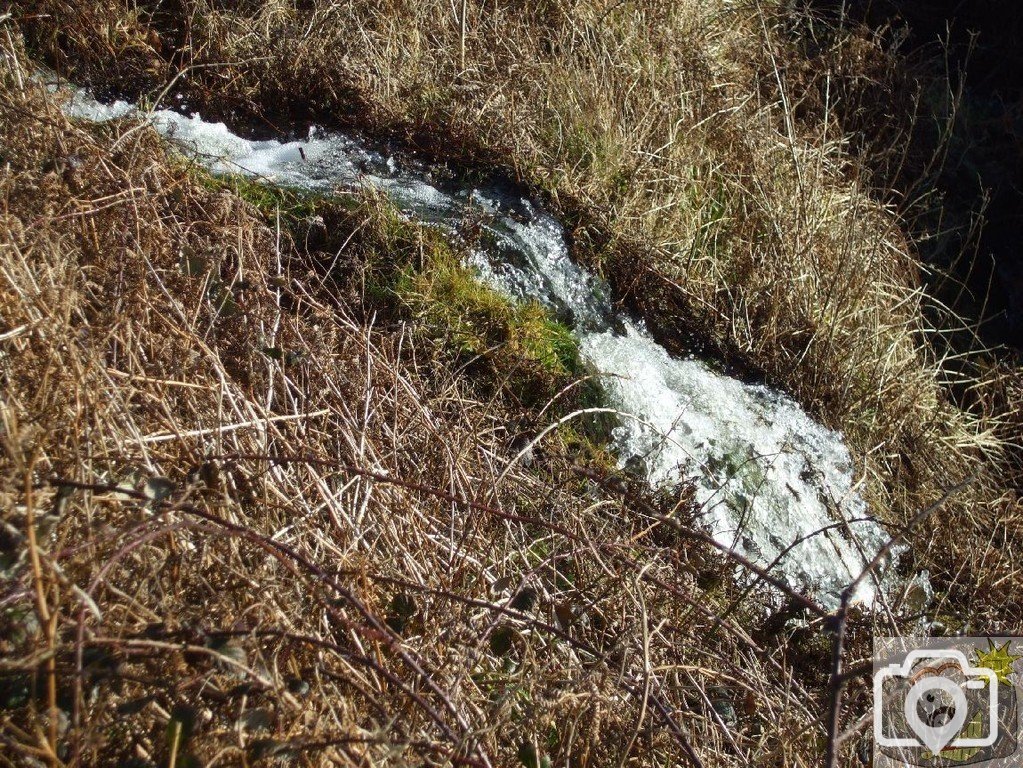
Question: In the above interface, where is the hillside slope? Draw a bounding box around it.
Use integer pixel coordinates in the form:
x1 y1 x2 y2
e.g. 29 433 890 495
3 3 1022 766
0 31 837 767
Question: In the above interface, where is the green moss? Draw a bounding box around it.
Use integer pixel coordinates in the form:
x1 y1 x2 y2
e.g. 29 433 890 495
555 423 618 471
510 304 580 376
395 254 580 376
182 166 587 406
377 225 582 388
184 164 325 220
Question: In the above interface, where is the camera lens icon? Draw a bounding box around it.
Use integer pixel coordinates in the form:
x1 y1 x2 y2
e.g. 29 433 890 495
875 650 1000 755
905 675 971 753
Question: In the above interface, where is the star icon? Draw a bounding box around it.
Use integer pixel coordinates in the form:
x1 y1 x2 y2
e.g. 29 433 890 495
974 639 1022 685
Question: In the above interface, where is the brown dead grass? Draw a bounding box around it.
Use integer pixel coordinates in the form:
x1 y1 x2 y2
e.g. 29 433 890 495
0 30 879 767
4 2 1023 765
15 0 1023 601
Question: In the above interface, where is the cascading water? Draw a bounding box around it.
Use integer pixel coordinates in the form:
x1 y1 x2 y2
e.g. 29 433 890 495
61 87 895 607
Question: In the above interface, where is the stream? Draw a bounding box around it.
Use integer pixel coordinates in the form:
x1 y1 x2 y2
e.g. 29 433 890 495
60 86 899 608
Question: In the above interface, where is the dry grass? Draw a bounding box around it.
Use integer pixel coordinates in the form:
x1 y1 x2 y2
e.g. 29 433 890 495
15 0 1023 599
0 30 886 767
4 2 1023 765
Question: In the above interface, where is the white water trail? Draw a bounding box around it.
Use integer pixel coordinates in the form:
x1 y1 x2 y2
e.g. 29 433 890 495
61 87 897 607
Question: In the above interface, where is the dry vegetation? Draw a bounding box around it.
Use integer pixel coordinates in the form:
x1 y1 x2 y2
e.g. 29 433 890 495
0 27 854 767
1 1 1022 766
15 0 1023 601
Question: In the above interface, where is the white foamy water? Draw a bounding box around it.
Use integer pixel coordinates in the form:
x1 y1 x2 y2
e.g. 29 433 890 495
62 87 895 606
580 322 884 601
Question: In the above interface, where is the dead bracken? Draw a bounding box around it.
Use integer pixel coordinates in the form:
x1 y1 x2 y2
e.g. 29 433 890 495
2 3 1022 767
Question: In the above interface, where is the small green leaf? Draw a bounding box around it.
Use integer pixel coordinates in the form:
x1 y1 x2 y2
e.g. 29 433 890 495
0 673 31 710
208 282 239 317
711 691 738 725
386 593 418 634
179 251 209 277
